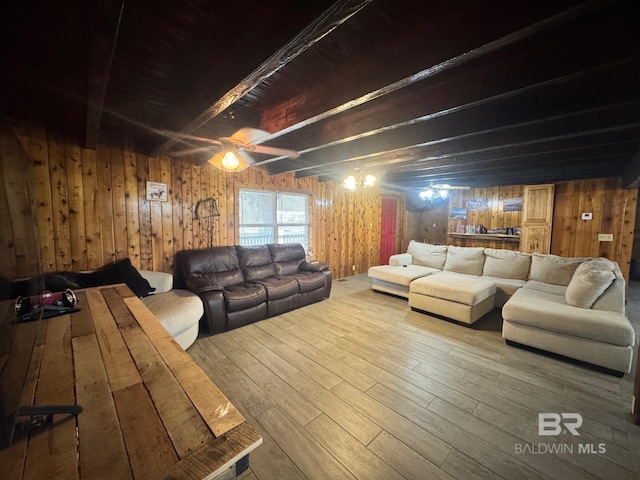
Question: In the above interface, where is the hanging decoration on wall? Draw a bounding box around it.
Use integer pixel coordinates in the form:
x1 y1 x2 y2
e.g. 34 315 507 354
502 197 523 212
467 198 488 211
194 197 221 247
146 181 168 202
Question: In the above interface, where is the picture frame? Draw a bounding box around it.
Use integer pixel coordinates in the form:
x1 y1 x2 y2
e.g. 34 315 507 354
146 181 168 202
502 197 523 212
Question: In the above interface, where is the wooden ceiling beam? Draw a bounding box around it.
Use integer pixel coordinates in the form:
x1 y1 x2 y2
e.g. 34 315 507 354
85 0 125 149
292 104 640 178
264 53 640 175
258 0 608 145
152 0 373 155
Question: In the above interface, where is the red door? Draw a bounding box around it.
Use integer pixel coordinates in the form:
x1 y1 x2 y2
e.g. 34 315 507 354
380 197 398 264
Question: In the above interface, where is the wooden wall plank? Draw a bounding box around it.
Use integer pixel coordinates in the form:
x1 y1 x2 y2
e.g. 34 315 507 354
25 124 56 272
66 141 87 271
124 138 141 268
136 152 152 271
97 133 116 267
82 148 103 269
110 135 127 262
48 131 72 271
148 157 164 272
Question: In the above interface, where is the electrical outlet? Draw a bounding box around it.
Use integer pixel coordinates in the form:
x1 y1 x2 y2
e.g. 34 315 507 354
352 264 356 271
598 234 613 241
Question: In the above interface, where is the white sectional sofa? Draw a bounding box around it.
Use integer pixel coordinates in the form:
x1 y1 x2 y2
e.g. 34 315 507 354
368 241 635 376
139 270 204 350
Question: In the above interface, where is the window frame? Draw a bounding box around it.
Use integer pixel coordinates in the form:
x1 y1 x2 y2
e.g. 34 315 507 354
237 187 313 252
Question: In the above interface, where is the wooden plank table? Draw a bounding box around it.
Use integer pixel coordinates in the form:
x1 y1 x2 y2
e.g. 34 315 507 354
0 285 262 479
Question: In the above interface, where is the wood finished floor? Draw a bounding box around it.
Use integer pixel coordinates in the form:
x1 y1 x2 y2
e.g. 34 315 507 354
188 274 640 480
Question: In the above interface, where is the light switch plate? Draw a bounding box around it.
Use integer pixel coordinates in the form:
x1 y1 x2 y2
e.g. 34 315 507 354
581 212 592 220
598 234 613 241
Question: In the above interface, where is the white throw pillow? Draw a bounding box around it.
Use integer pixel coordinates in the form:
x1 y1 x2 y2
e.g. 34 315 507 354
482 248 531 280
407 241 448 269
565 259 616 308
443 246 485 276
529 253 586 286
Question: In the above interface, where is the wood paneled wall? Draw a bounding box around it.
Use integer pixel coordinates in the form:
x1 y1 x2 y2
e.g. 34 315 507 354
551 177 637 280
3 122 636 283
0 118 41 279
404 181 637 281
3 121 395 280
447 185 525 233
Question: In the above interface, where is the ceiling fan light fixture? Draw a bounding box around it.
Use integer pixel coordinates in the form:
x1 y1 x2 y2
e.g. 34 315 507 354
342 167 376 190
221 151 240 171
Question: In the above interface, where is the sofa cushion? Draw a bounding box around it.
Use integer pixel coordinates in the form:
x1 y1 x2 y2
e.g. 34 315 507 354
368 264 438 286
177 246 244 288
523 280 567 296
443 246 485 276
410 272 495 306
482 248 531 280
237 245 277 280
529 253 586 286
565 258 616 308
407 241 448 269
268 243 306 275
223 283 267 312
289 271 326 293
252 276 299 300
503 288 634 347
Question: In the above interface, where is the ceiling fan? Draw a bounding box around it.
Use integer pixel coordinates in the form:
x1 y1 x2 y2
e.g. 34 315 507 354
171 128 299 172
419 183 470 201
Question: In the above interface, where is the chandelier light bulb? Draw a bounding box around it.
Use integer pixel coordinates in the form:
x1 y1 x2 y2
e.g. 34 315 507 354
221 151 240 171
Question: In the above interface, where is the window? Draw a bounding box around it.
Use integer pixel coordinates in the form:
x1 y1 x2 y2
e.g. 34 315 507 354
239 189 309 251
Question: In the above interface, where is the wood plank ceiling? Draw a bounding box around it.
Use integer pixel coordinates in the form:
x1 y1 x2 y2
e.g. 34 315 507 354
1 0 639 193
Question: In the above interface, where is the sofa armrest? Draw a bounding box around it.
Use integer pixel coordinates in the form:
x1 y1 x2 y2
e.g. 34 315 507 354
185 277 224 293
389 253 412 266
139 270 173 294
300 261 329 272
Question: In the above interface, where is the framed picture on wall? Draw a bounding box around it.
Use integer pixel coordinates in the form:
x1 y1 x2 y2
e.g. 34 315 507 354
146 181 168 202
468 197 487 211
449 207 467 220
502 197 523 212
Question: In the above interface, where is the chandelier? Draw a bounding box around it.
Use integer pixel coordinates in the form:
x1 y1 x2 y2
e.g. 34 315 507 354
419 187 449 202
342 167 376 190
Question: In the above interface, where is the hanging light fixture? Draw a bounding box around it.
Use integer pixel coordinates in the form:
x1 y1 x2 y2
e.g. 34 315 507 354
208 150 250 172
419 187 449 202
342 167 376 190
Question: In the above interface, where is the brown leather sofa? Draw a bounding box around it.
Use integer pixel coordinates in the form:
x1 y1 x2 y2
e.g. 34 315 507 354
174 243 332 334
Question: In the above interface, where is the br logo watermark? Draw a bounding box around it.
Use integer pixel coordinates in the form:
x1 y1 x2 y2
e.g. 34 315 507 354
514 413 607 455
538 413 582 436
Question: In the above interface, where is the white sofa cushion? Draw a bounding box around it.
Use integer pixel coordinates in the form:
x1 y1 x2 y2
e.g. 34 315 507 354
443 246 485 276
529 253 586 286
502 288 634 347
411 272 495 306
482 248 531 280
565 258 616 308
406 241 448 269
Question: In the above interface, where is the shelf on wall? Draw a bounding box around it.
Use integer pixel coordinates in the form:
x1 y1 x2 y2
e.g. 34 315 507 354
447 233 521 243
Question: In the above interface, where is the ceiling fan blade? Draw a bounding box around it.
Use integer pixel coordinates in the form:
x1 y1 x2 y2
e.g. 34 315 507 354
161 130 224 146
432 184 470 190
236 149 257 165
172 145 220 156
230 127 271 145
247 145 300 158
